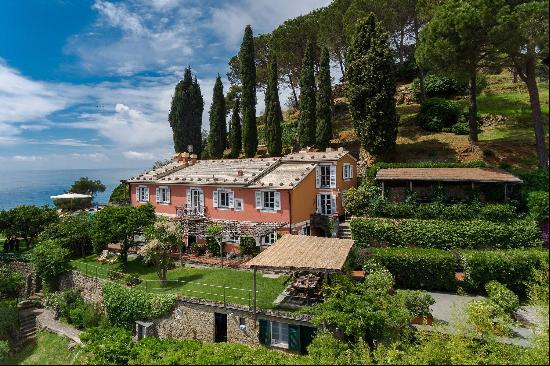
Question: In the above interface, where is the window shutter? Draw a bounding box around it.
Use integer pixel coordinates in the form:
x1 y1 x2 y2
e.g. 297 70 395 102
255 191 262 209
228 191 235 208
213 191 219 208
199 191 204 209
350 165 354 179
166 187 170 203
288 324 301 352
330 165 336 188
156 187 161 203
331 195 337 214
186 189 191 205
316 194 321 214
299 326 315 354
274 191 281 210
315 166 321 188
144 187 149 201
259 319 271 345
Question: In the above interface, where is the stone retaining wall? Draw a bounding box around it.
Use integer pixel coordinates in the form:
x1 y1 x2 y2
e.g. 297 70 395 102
7 261 39 297
58 271 104 303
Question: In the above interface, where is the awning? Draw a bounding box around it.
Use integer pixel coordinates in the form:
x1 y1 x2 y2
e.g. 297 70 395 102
50 193 92 199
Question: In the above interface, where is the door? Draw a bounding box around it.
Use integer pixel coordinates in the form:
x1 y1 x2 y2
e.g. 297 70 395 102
214 313 227 342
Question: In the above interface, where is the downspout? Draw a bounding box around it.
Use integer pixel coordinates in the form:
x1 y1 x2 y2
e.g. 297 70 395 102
288 190 292 234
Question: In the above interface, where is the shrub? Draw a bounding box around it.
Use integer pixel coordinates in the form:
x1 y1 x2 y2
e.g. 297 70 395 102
465 299 510 337
0 265 23 299
102 282 176 329
528 191 549 223
44 289 81 319
343 180 385 216
38 213 93 258
68 299 103 330
30 240 70 292
0 300 18 342
81 326 134 365
450 121 470 135
350 217 542 249
485 281 520 315
412 74 467 98
0 340 8 363
307 330 372 365
206 237 221 257
239 237 259 256
395 290 435 318
416 98 462 132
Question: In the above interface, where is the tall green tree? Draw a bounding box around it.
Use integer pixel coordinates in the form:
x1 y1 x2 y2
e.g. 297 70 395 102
168 68 204 155
207 75 227 159
493 0 549 168
298 40 317 148
416 0 502 146
239 25 258 157
69 177 106 199
346 14 399 160
316 47 333 150
264 53 283 156
229 98 242 158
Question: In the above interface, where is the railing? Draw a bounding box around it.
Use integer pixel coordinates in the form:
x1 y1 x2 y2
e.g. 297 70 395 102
176 205 207 219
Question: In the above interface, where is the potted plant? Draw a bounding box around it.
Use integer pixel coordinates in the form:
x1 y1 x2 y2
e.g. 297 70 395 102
398 290 436 325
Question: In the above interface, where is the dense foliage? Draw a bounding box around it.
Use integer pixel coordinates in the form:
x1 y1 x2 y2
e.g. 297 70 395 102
207 75 227 159
239 236 260 256
228 98 242 158
0 300 18 347
346 14 398 159
298 40 317 148
69 177 106 199
38 213 93 258
30 239 70 292
0 264 23 299
109 183 130 204
416 97 462 132
264 53 283 156
315 47 333 150
168 67 204 155
239 25 258 158
412 74 467 98
485 281 519 315
350 217 541 249
102 282 176 329
0 205 58 246
527 191 549 223
44 289 103 330
141 217 182 284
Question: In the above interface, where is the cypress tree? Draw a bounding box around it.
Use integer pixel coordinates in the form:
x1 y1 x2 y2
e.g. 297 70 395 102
346 14 399 159
316 47 333 150
264 53 283 157
239 25 258 157
168 67 194 153
191 76 204 156
207 75 226 159
229 98 242 158
298 41 317 148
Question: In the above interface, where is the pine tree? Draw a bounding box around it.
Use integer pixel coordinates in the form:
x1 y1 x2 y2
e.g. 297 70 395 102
240 25 258 157
168 67 194 153
207 75 226 159
229 98 242 158
298 40 317 148
346 14 399 159
264 53 283 156
316 46 333 150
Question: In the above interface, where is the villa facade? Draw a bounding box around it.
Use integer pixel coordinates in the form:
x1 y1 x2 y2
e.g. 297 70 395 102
126 148 357 251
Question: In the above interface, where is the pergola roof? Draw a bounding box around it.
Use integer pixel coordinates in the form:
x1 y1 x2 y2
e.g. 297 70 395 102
245 234 354 272
376 167 523 184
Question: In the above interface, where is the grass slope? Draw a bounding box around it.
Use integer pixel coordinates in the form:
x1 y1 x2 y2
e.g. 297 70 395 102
3 331 84 365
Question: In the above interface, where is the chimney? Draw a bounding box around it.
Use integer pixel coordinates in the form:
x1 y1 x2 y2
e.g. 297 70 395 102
325 147 333 152
189 154 198 165
173 152 190 165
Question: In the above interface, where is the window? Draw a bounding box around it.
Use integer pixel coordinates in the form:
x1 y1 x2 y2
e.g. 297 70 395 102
261 231 278 246
156 186 170 204
255 191 281 211
316 164 336 188
235 199 244 211
343 164 353 180
270 321 289 348
317 194 335 215
239 317 246 327
214 189 234 209
190 189 202 208
137 186 149 202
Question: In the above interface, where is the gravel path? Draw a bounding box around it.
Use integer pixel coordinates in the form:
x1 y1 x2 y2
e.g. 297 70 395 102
36 308 82 344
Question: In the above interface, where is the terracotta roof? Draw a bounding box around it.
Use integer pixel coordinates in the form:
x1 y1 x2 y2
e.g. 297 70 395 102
375 167 523 183
245 234 354 272
248 162 317 189
282 150 355 162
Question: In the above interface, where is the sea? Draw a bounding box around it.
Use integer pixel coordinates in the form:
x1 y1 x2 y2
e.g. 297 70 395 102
0 168 146 211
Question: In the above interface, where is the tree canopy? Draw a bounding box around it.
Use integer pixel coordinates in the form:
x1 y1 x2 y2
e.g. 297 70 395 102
316 46 333 150
69 177 106 199
264 53 283 156
239 25 258 158
298 40 317 148
207 75 227 159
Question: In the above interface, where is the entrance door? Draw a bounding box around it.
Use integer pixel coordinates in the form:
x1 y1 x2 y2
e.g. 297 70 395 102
214 313 227 342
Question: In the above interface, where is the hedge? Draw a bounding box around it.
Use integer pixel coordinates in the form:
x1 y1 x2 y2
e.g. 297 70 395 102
365 248 548 297
366 161 486 179
374 203 517 222
102 282 176 329
351 217 542 249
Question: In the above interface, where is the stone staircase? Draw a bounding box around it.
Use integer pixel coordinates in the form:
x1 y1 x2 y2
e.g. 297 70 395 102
14 297 42 349
338 221 352 239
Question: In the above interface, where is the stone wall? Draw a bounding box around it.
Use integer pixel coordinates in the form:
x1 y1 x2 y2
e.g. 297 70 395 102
58 271 104 304
154 301 216 342
7 261 39 297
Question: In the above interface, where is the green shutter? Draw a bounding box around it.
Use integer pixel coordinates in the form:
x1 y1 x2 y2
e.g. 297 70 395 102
259 319 271 345
288 324 301 352
300 326 316 354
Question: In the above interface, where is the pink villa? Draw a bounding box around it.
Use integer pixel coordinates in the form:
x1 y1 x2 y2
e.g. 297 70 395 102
126 148 357 253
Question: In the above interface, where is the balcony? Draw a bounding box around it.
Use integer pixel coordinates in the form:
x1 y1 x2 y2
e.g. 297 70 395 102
176 205 207 219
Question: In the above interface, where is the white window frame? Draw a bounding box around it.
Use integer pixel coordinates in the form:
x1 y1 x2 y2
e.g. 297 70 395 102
234 198 244 211
187 188 204 211
137 186 149 203
343 163 353 180
317 193 336 215
255 190 281 212
270 321 289 348
156 186 170 204
316 164 336 188
213 188 235 209
261 231 278 246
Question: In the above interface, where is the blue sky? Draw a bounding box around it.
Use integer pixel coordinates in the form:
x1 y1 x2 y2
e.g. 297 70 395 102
0 0 330 170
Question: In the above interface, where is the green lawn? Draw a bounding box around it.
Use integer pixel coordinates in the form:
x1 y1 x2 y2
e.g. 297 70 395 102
70 255 288 309
2 331 84 365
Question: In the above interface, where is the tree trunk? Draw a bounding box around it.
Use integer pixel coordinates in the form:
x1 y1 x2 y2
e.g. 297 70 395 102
288 74 299 108
468 73 479 146
524 59 549 168
120 239 129 268
511 68 518 83
160 268 167 287
337 50 345 81
413 16 427 103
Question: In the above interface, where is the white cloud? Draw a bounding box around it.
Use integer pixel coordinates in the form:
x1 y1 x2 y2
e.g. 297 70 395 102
123 151 155 160
13 155 47 162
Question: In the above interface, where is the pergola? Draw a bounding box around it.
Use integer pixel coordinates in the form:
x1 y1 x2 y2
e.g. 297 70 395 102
245 234 355 313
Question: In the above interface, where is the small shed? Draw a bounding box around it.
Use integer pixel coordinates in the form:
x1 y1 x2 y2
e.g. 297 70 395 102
245 235 354 312
375 167 523 202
